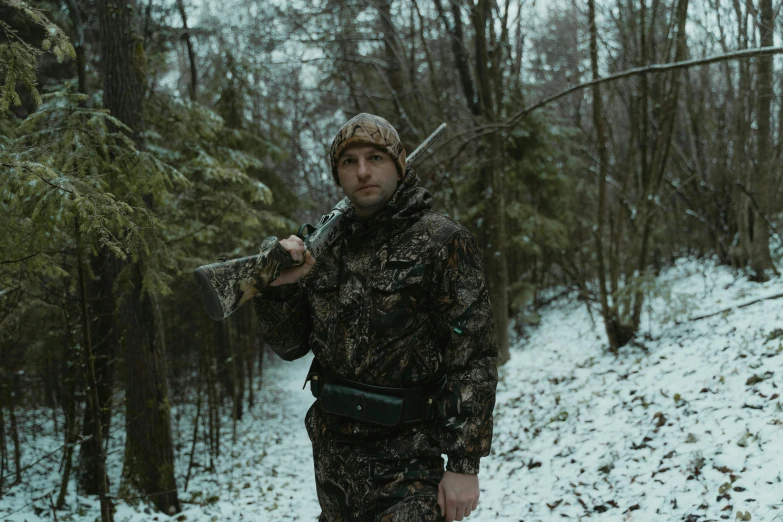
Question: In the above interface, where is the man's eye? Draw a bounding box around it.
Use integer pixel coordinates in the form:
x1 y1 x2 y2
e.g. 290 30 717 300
342 158 355 165
371 155 383 160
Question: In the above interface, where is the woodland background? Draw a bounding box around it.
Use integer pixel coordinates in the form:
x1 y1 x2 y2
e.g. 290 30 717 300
0 0 781 519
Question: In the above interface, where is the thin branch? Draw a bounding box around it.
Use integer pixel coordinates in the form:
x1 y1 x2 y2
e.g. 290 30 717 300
36 175 76 195
0 488 59 518
501 46 783 132
690 292 783 321
0 252 40 265
427 46 783 159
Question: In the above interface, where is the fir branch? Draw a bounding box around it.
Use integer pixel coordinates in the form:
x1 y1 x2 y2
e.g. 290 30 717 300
0 1 75 111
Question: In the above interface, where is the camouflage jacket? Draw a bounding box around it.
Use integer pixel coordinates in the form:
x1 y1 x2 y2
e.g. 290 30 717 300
254 170 498 475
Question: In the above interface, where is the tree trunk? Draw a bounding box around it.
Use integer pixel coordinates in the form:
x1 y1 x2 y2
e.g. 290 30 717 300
732 0 754 268
56 378 77 509
175 0 198 102
79 250 116 496
484 135 510 365
75 217 114 522
432 0 478 114
231 312 245 423
183 353 202 492
216 320 235 403
244 306 256 409
376 0 407 120
119 262 181 514
8 376 21 486
0 403 5 496
589 0 630 352
630 0 689 328
748 0 776 280
470 0 509 364
65 0 87 94
98 0 180 514
98 0 145 142
204 326 220 467
56 312 80 509
433 0 510 363
65 1 118 496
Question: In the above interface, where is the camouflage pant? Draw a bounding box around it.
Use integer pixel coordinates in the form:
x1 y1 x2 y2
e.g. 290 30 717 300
306 404 446 522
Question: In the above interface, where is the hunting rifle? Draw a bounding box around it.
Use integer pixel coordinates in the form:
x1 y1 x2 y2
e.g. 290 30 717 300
194 123 447 321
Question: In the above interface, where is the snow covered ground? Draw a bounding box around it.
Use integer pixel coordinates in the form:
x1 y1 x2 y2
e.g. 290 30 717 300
2 259 783 521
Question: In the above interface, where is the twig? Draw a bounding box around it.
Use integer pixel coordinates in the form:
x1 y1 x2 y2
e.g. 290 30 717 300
49 493 59 522
0 487 58 518
37 176 76 196
107 488 180 501
690 292 783 321
0 252 40 265
0 435 93 493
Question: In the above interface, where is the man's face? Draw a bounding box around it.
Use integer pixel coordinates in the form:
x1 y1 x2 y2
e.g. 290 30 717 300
336 144 401 218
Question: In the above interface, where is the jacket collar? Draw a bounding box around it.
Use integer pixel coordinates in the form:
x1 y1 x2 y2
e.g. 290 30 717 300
342 169 432 238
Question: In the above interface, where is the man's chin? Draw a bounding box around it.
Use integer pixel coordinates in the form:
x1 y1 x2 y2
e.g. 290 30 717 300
351 196 387 216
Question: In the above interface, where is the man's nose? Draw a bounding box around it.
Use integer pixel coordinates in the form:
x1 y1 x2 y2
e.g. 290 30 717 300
357 158 371 178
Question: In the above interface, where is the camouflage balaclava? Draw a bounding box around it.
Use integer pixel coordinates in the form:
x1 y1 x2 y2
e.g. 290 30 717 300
329 113 407 186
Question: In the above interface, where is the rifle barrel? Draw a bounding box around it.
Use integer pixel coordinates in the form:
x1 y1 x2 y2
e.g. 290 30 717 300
406 123 447 166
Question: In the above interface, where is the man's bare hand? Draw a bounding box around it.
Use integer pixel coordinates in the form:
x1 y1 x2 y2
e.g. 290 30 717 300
438 471 479 522
269 235 315 286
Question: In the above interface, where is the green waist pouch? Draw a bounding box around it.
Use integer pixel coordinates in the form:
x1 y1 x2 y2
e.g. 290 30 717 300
319 383 404 427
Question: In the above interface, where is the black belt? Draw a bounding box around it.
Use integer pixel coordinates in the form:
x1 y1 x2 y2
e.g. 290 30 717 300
304 359 446 426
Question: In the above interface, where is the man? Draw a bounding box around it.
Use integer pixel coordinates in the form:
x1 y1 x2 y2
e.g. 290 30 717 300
254 113 498 522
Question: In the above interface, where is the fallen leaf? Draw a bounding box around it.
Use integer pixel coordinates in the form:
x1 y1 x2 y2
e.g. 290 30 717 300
546 499 563 510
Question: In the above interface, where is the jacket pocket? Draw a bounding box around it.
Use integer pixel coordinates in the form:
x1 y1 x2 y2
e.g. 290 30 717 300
305 268 339 349
369 261 426 337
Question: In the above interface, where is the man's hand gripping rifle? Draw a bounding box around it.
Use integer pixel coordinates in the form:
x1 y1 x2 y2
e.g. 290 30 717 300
193 123 447 321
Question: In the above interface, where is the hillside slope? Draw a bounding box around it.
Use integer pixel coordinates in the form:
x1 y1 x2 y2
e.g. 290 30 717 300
485 260 783 521
2 260 782 521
